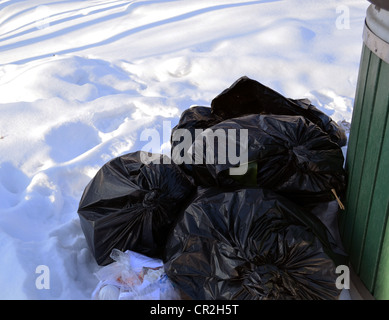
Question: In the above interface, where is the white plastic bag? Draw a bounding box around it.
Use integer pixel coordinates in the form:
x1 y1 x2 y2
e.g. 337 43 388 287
92 249 180 300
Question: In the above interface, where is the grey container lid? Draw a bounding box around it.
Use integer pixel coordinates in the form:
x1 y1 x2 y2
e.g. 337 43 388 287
364 4 389 64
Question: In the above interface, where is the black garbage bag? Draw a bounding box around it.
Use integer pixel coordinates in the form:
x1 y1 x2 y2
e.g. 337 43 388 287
77 151 195 265
211 76 347 147
170 106 222 186
192 114 346 204
302 199 346 255
164 187 345 300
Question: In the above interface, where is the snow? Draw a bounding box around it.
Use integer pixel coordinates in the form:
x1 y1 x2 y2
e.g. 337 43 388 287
0 0 369 300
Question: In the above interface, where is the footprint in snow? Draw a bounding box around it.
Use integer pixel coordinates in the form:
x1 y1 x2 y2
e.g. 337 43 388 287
45 121 101 163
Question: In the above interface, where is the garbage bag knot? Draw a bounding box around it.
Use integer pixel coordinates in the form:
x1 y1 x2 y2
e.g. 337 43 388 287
242 263 284 297
290 145 310 171
142 189 161 208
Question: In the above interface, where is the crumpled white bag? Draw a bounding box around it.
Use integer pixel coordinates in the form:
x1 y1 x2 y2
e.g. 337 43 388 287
92 249 180 300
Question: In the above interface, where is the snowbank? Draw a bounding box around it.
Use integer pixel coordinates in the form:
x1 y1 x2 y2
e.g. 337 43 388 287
0 0 369 299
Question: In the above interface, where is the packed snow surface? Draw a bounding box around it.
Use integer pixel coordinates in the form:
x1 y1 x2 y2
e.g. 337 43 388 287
0 0 369 299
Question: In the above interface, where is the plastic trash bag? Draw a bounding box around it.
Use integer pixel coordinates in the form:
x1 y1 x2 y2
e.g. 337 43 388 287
191 114 346 204
77 151 195 265
170 106 222 186
92 249 180 300
163 187 345 300
170 106 221 156
171 106 221 142
302 200 346 255
211 76 347 147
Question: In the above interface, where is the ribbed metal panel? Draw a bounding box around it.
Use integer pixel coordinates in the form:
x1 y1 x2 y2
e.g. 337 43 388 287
340 41 389 300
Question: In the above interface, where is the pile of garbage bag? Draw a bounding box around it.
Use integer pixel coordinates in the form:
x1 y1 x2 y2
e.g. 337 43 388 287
78 76 348 300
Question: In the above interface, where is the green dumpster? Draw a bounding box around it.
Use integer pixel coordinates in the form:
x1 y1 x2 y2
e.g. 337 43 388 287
339 1 389 299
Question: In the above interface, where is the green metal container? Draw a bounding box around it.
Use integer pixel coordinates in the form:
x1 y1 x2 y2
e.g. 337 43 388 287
340 3 389 300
